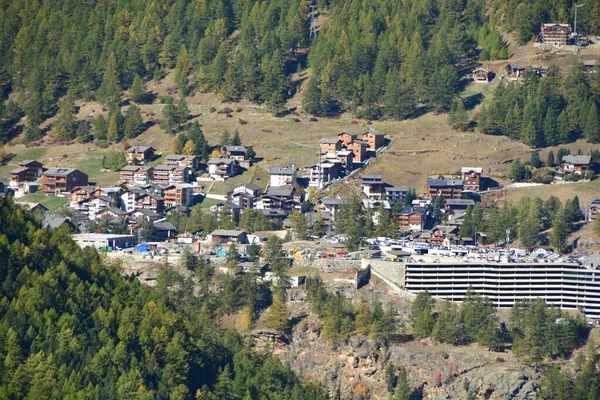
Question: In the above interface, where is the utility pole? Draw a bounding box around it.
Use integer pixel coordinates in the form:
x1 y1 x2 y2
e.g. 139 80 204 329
575 3 585 46
309 1 318 44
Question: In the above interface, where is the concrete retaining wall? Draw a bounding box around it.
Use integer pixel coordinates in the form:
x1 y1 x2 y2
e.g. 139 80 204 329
361 259 406 287
292 259 362 271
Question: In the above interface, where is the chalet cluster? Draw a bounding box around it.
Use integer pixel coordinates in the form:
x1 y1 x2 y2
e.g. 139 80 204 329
121 147 198 185
312 129 385 188
212 166 301 222
10 160 89 195
67 183 190 237
206 145 250 180
427 167 483 199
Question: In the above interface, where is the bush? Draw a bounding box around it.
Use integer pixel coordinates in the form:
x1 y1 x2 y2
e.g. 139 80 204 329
102 151 127 171
95 140 109 149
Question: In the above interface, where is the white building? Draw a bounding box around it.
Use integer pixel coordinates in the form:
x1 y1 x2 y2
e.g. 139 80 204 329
207 158 239 180
404 261 600 319
268 165 297 187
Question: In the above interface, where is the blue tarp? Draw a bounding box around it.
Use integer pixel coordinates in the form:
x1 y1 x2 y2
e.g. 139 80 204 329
136 243 152 252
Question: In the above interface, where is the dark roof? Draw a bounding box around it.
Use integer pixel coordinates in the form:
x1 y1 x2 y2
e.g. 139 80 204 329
234 183 262 192
360 175 383 182
401 207 426 215
266 186 294 197
43 216 74 230
166 154 197 161
385 186 410 193
210 230 247 237
19 160 42 166
44 168 79 176
153 220 177 231
101 206 127 216
562 155 591 165
428 178 463 187
260 209 288 218
223 145 247 152
446 199 476 206
121 165 153 171
338 131 357 137
268 166 296 175
126 145 154 152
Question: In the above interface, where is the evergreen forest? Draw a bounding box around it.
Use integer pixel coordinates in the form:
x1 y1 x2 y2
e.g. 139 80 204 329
0 196 325 399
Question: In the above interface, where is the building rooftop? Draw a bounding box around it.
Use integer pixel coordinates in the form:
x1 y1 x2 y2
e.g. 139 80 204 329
562 155 591 165
320 138 341 144
126 145 154 152
385 186 410 193
268 166 296 175
428 178 464 187
121 165 153 171
73 233 136 239
207 158 236 165
446 199 476 206
166 154 197 160
461 167 483 173
234 183 262 192
154 220 177 231
223 145 247 152
19 159 42 166
360 175 383 182
210 230 247 237
266 186 294 198
365 127 385 136
44 168 78 176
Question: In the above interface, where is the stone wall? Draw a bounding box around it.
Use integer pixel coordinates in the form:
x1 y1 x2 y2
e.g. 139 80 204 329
361 259 406 288
293 259 362 271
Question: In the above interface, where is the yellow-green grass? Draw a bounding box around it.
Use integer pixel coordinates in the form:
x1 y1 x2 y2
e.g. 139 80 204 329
498 179 600 206
18 192 68 212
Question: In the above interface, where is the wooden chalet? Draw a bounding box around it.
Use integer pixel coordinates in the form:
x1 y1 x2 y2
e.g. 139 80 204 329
473 68 492 83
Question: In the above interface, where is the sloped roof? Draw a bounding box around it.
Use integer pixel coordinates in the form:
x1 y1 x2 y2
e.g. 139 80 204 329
562 155 591 165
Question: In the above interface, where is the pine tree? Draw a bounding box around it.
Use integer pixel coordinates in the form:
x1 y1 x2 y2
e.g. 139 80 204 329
219 130 231 147
303 76 321 115
53 94 76 141
550 210 570 254
530 151 541 168
354 298 372 335
176 97 189 127
521 120 540 147
123 105 143 139
544 107 559 146
75 121 92 143
93 114 108 140
547 150 555 167
584 102 600 142
452 98 469 131
393 367 411 400
98 52 121 105
231 130 241 145
129 75 146 103
107 111 121 142
557 110 571 144
571 197 582 222
268 289 290 334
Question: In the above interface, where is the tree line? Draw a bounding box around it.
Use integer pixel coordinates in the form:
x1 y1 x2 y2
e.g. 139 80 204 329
478 64 600 147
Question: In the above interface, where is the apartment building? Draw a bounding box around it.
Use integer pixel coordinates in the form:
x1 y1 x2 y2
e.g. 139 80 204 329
10 160 44 186
404 261 600 318
42 168 88 193
120 165 154 185
163 184 194 207
153 165 189 185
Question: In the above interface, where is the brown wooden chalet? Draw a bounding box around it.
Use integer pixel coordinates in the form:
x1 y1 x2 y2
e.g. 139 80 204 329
42 168 88 193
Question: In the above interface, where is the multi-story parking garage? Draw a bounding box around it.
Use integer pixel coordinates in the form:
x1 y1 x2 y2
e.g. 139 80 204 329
403 261 600 319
